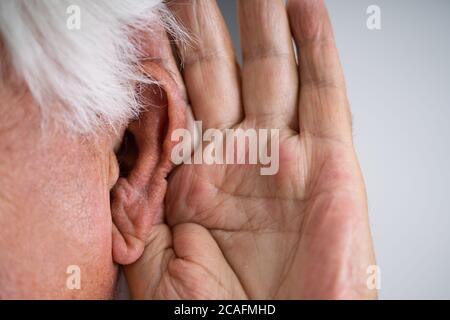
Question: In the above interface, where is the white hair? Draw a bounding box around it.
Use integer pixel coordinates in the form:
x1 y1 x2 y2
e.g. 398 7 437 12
0 0 183 133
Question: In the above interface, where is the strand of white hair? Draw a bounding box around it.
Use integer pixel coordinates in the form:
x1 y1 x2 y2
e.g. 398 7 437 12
0 0 184 133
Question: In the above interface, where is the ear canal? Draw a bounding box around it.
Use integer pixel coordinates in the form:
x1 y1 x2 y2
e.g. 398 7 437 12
111 61 186 265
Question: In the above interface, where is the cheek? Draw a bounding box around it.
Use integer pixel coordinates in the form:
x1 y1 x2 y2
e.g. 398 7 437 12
59 185 118 299
44 148 118 299
0 171 118 299
0 132 118 299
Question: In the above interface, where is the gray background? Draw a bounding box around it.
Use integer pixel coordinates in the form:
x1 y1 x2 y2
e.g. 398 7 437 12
217 0 450 299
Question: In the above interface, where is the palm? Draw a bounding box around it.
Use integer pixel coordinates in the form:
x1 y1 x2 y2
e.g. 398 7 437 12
125 0 375 300
126 126 373 299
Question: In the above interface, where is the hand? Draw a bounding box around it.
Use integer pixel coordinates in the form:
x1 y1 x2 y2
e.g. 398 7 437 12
125 0 376 299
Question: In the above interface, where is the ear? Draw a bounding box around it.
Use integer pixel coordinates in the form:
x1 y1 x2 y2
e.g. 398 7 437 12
111 61 186 265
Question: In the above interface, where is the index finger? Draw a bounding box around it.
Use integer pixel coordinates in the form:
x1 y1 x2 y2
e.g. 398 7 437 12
169 0 242 130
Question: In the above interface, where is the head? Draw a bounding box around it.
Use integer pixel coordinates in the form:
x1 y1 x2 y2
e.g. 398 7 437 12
0 0 186 298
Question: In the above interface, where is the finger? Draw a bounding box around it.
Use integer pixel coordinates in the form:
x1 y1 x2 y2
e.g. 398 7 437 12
238 0 298 129
124 224 172 298
287 0 352 141
169 0 242 129
124 224 248 299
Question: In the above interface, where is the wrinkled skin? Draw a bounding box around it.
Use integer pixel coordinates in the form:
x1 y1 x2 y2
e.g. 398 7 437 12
125 0 376 299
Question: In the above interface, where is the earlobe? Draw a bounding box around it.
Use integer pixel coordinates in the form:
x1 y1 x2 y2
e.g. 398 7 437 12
111 61 186 265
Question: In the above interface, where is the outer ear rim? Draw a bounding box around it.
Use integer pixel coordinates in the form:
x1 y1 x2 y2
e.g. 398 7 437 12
141 61 187 176
111 61 186 266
